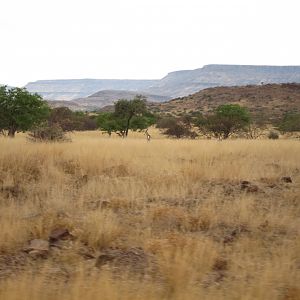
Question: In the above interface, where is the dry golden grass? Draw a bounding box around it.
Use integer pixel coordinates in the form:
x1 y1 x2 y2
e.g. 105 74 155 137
0 131 299 299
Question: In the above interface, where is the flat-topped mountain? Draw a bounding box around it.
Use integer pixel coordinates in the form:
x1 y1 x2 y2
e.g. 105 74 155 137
144 65 300 97
25 65 300 101
25 79 158 101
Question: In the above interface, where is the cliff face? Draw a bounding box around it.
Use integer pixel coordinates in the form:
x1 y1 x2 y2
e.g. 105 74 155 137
25 65 300 101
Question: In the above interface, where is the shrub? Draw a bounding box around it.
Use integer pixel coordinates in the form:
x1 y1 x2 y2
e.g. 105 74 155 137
268 131 279 139
195 104 251 139
277 112 300 133
49 107 98 131
157 116 197 139
28 123 70 142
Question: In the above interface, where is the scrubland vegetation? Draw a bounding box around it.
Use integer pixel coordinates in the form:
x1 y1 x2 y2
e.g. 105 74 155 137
0 131 299 299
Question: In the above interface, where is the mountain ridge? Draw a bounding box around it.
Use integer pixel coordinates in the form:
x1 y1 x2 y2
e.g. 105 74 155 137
26 64 300 101
72 90 170 110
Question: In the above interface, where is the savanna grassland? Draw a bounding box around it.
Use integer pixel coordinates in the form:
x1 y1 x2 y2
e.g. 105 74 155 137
0 131 300 300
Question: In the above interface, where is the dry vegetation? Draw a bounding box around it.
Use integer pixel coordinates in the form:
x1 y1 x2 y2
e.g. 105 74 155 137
0 131 300 299
149 83 300 122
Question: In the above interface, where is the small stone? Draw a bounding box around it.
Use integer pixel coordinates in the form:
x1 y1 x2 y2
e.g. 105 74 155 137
281 176 292 183
213 258 228 271
240 181 251 190
241 181 259 192
246 185 259 193
95 254 116 267
241 180 250 186
49 228 72 242
28 250 48 259
23 239 49 257
223 235 234 244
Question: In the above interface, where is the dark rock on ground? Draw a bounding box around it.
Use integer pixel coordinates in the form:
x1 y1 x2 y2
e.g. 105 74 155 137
240 181 259 193
49 228 72 242
281 176 293 183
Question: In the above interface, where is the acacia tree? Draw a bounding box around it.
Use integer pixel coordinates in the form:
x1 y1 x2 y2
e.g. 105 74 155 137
114 95 147 136
97 112 127 137
97 96 155 137
196 104 250 139
0 86 50 137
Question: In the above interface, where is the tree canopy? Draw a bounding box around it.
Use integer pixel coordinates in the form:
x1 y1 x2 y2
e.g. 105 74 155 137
195 104 250 139
97 95 155 137
0 86 50 137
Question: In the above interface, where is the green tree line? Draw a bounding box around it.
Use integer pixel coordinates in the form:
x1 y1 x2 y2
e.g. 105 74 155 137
1 85 299 140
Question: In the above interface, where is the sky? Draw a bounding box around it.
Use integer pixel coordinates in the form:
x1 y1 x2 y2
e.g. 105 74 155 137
1 0 299 87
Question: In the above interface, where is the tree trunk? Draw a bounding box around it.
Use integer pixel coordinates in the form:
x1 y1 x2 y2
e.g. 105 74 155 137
8 127 16 138
125 115 133 137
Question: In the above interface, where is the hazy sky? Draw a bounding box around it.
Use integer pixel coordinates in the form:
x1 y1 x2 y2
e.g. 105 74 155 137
1 0 299 86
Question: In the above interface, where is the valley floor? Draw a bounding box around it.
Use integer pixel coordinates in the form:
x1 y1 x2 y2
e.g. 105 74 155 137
0 132 299 299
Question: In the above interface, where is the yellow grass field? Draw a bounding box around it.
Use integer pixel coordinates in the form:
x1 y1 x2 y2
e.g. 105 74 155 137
0 131 299 300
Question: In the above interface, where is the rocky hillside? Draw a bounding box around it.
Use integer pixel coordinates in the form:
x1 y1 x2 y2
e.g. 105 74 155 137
25 65 300 101
47 100 86 111
149 83 300 122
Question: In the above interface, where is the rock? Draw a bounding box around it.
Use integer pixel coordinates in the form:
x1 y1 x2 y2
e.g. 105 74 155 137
223 235 234 244
241 180 250 186
23 239 49 258
246 185 259 193
24 239 49 252
241 181 251 190
213 258 228 271
281 176 292 183
49 228 72 242
28 250 48 259
95 253 116 267
241 181 259 193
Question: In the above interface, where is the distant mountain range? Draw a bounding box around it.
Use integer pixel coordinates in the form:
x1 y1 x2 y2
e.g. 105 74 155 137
143 65 300 98
47 90 169 111
75 90 168 107
26 65 300 108
26 79 157 101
